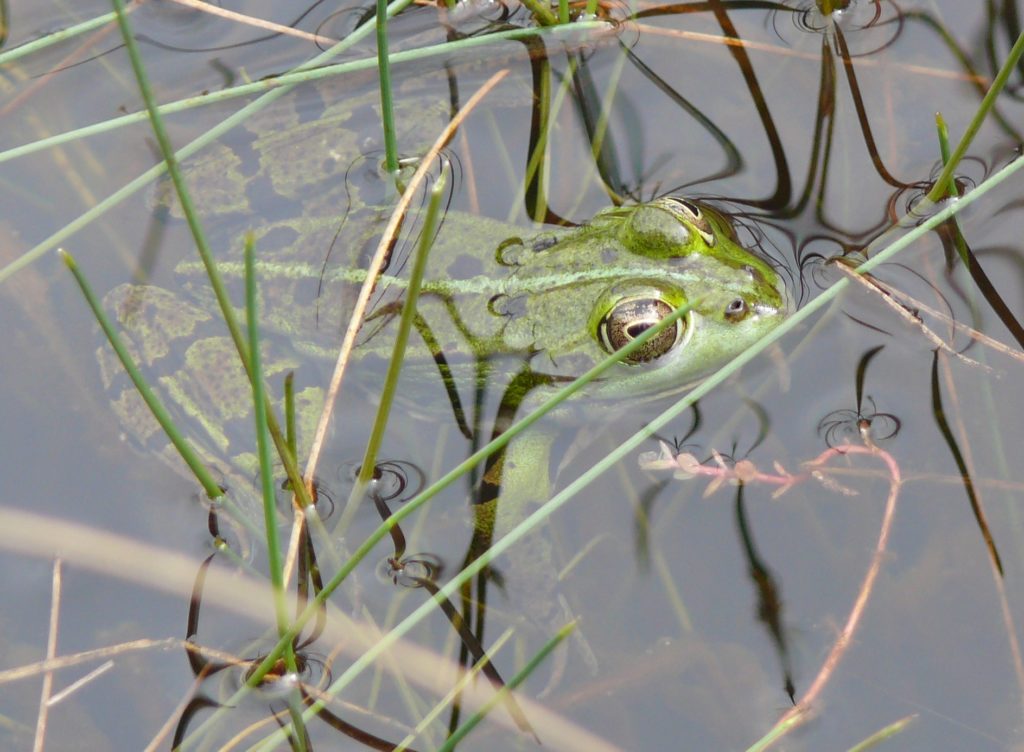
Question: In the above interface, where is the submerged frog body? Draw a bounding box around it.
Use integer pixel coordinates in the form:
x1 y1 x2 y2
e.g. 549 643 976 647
100 185 788 692
101 195 786 488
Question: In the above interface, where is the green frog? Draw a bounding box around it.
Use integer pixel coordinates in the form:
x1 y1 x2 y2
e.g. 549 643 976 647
97 76 788 684
99 193 787 511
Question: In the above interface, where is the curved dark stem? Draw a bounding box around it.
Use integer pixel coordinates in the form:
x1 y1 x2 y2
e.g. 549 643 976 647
854 344 886 413
312 693 423 752
453 366 555 731
621 45 743 191
171 696 222 752
832 25 908 189
185 554 234 678
734 484 796 704
295 526 327 649
708 0 792 210
929 351 1003 576
413 576 535 736
938 223 1024 350
525 50 554 224
372 490 407 560
767 35 834 223
568 49 628 201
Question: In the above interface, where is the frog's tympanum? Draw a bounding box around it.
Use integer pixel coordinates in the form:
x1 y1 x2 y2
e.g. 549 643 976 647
98 90 787 683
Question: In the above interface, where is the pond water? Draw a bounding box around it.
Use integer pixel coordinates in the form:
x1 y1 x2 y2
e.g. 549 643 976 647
1 1 1024 750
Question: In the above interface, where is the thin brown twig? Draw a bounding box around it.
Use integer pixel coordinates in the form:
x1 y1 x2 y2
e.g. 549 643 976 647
834 261 988 368
303 68 510 487
776 445 902 735
0 638 179 684
887 285 1024 364
643 442 903 745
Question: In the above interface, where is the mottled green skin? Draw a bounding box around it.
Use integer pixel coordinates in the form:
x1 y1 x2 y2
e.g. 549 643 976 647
96 75 792 691
162 196 787 403
101 194 788 493
100 79 788 565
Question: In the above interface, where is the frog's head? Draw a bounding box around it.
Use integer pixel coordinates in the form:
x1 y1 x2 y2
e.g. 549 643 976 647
518 197 789 401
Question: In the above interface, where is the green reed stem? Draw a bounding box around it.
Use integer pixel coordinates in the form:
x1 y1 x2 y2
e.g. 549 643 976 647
437 622 574 752
844 715 917 752
518 0 558 26
376 0 400 177
393 626 517 752
926 26 1024 202
284 372 297 460
558 0 570 25
110 0 314 511
244 235 306 748
934 111 972 265
60 251 222 500
244 235 288 625
0 10 116 66
0 20 610 172
745 714 804 752
355 171 447 487
935 112 952 171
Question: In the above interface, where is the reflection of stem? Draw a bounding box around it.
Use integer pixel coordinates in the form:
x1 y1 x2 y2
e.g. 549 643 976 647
645 443 902 750
708 0 792 209
315 70 510 534
934 352 1024 713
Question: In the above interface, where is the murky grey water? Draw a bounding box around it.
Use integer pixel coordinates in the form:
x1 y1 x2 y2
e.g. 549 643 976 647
1 0 1023 749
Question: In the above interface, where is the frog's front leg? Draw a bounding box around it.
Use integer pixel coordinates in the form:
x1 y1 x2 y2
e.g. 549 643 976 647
469 428 596 694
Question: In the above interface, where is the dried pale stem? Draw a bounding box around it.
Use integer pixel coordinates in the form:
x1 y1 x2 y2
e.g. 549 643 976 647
833 261 988 369
304 68 510 488
0 638 180 685
32 559 62 752
166 0 338 45
883 285 1024 364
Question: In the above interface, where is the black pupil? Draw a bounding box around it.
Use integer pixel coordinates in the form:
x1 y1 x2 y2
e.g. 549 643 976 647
626 322 653 338
729 299 744 311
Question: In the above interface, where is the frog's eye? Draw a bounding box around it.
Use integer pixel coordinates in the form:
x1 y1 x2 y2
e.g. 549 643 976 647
597 296 685 364
663 198 716 246
672 199 702 219
724 298 749 321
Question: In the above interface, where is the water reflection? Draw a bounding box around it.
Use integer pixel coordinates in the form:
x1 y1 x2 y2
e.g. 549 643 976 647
4 0 1024 749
